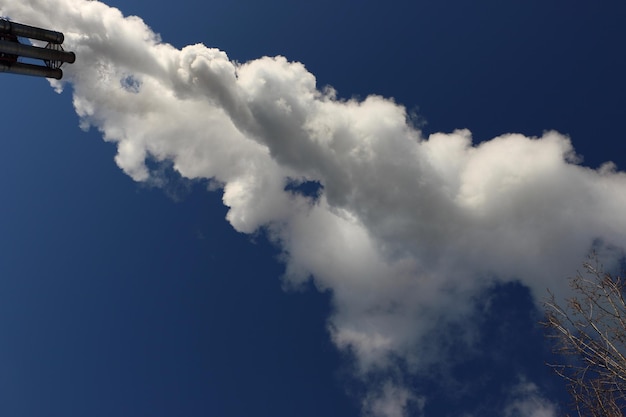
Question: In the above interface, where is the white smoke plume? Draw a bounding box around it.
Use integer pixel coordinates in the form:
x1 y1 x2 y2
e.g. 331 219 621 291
503 380 558 417
2 0 626 415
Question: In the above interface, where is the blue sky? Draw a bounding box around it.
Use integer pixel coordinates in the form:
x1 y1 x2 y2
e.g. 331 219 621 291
1 1 626 417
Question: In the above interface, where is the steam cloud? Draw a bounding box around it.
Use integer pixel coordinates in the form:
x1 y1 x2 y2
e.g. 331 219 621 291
3 1 626 416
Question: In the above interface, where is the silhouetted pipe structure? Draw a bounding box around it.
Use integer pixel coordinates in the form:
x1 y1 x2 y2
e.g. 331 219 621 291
0 39 75 63
0 18 75 79
0 19 65 44
0 61 63 79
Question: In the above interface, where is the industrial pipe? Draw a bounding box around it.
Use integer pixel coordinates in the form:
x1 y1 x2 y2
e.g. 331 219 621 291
0 40 75 65
0 61 62 79
0 19 64 44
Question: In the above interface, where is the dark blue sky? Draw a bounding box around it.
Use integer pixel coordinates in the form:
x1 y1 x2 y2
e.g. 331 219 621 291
1 1 625 416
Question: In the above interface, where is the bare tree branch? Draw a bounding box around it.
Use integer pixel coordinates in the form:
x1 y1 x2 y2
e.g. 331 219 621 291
543 256 626 417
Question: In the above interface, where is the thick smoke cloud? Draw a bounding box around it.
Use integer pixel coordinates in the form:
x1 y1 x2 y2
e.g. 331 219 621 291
3 1 626 415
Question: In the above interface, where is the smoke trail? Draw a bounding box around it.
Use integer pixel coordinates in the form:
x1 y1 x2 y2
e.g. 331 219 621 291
3 1 626 415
